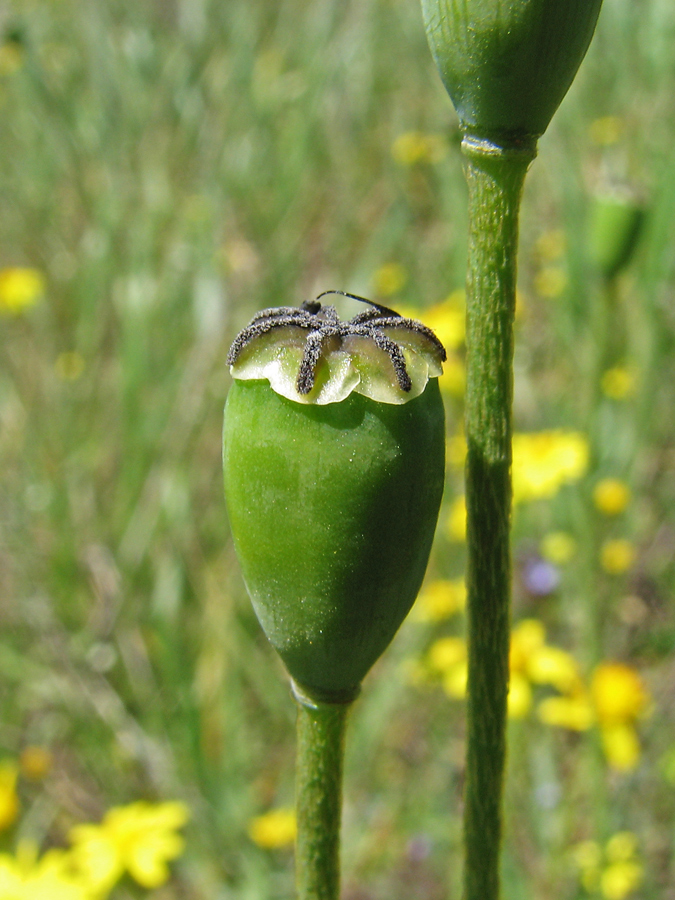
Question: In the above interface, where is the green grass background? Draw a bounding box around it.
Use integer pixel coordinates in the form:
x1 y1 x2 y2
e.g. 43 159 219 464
1 0 675 897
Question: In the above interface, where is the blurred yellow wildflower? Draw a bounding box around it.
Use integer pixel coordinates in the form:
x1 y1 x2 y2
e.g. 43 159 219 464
600 539 635 574
439 353 465 397
509 619 584 718
428 636 466 672
601 861 643 900
423 618 594 724
592 663 651 771
527 645 583 693
593 479 631 516
372 262 407 297
396 294 466 396
0 842 92 900
538 693 594 731
68 800 188 893
606 831 638 863
540 531 577 565
512 431 589 504
509 619 546 670
0 267 45 315
19 746 52 781
447 431 467 468
420 291 465 350
507 672 533 719
592 663 650 725
571 831 642 900
572 839 602 873
414 578 466 622
589 115 624 146
536 661 651 769
391 131 447 166
446 495 466 542
534 229 566 262
0 762 19 831
248 808 296 849
601 366 637 400
534 266 567 298
426 636 467 699
601 725 642 770
55 352 85 382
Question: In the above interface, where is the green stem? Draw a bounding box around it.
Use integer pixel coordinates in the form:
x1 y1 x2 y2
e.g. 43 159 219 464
294 683 351 900
462 134 536 900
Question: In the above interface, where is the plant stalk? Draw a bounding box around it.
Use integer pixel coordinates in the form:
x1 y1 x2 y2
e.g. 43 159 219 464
294 683 351 900
462 134 536 900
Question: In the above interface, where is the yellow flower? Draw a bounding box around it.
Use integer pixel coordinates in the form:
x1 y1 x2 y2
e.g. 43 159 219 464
512 431 589 504
68 801 188 893
534 266 567 298
571 838 602 872
391 131 447 166
424 637 468 699
591 663 650 770
443 662 468 699
589 115 624 146
413 578 466 622
600 539 635 574
509 619 546 672
538 694 594 731
438 353 465 397
0 842 92 900
0 268 45 314
508 672 533 718
372 262 407 297
536 659 650 769
508 620 580 718
0 762 19 831
540 531 577 564
601 366 637 400
606 832 638 863
419 292 465 351
593 479 631 515
446 495 466 541
571 832 642 900
592 663 650 726
527 645 583 694
248 808 296 849
396 296 467 396
600 724 641 771
428 636 467 672
447 431 467 468
600 860 643 900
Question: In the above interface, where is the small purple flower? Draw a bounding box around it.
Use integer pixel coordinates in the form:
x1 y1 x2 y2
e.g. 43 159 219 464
522 557 560 597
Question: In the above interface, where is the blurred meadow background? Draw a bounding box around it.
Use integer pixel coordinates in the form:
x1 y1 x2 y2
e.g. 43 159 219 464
1 0 675 897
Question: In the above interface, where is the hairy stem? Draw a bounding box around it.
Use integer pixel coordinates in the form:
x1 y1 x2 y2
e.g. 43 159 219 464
462 134 536 900
294 684 351 900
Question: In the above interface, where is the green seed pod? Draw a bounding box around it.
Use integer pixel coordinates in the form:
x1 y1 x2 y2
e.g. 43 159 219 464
588 190 644 281
421 0 604 142
223 295 446 703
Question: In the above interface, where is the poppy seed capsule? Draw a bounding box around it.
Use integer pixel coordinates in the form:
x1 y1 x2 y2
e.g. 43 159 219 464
223 297 446 703
421 0 603 143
